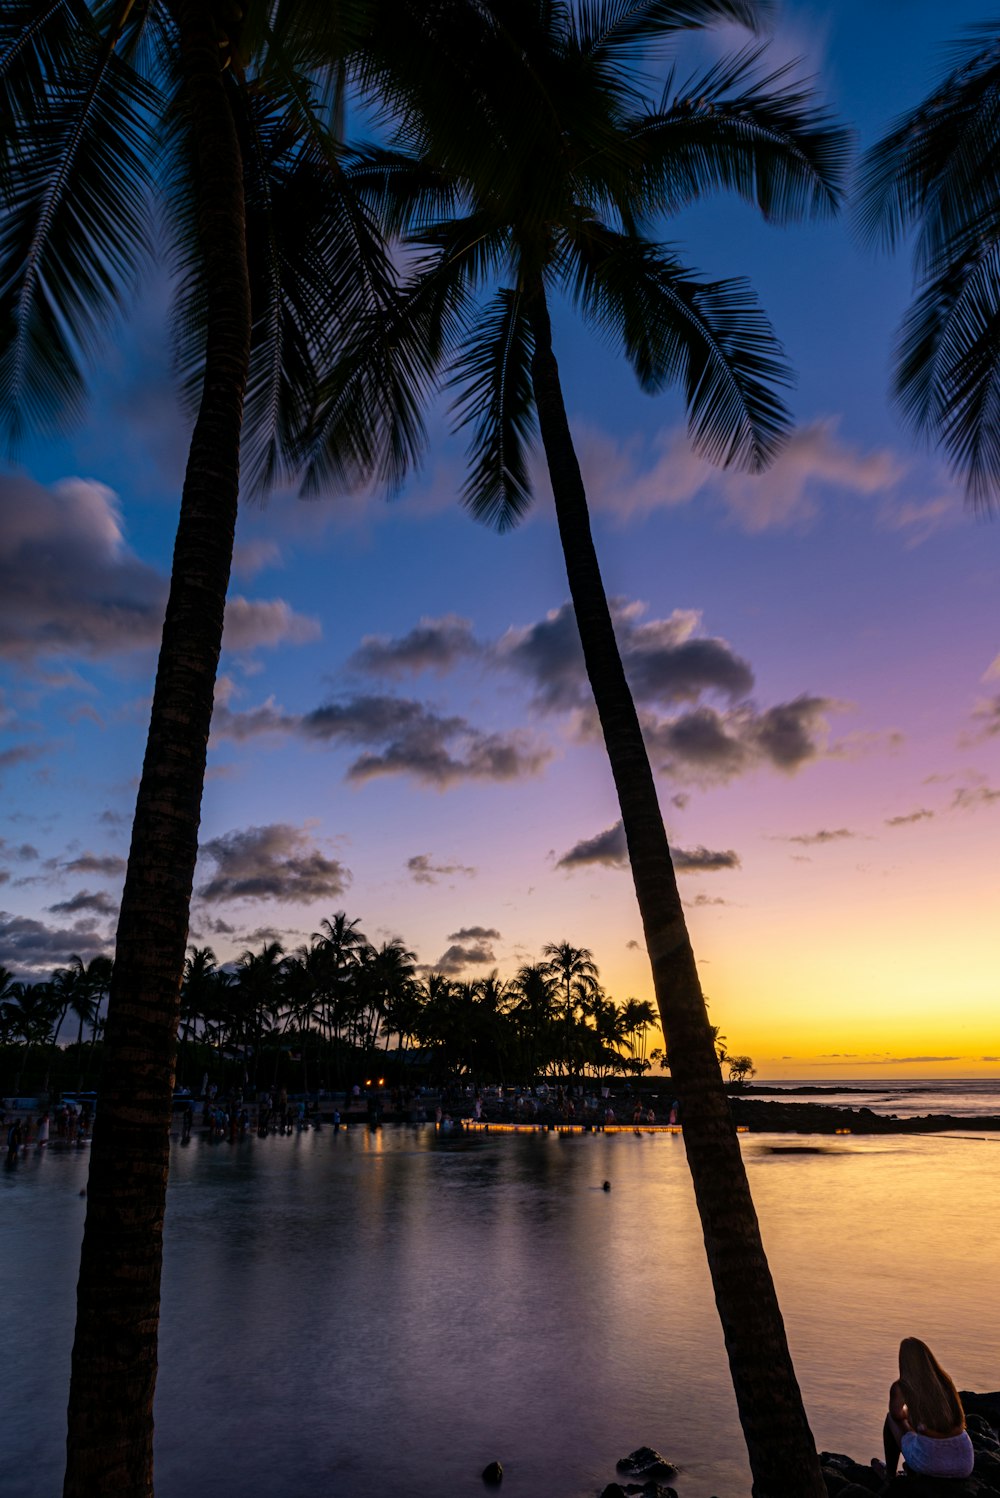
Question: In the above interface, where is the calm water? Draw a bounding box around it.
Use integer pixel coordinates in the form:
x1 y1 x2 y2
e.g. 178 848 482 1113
2 1118 999 1498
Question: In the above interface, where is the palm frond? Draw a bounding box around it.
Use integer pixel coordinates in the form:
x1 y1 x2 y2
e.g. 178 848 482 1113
563 218 791 469
0 15 159 445
622 46 848 223
858 27 1000 262
301 213 507 495
571 0 764 66
448 287 537 530
895 239 1000 512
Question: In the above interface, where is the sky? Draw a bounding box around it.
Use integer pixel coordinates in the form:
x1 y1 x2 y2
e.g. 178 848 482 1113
1 1 998 1079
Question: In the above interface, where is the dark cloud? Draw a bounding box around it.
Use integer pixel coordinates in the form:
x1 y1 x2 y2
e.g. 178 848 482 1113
884 809 934 828
47 889 118 918
407 854 477 885
674 846 740 872
63 851 127 877
783 828 856 847
349 615 480 677
498 601 753 714
670 793 690 810
0 872 9 887
645 695 836 785
626 939 640 950
446 926 500 942
0 910 113 974
215 690 550 790
556 822 629 869
686 893 729 906
197 824 351 905
557 821 739 873
434 941 497 974
0 474 318 665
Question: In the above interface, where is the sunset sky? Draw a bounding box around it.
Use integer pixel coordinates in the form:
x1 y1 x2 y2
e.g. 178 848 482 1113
1 0 998 1079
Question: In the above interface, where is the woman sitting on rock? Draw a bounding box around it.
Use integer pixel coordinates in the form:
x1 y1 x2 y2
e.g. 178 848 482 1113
874 1337 974 1483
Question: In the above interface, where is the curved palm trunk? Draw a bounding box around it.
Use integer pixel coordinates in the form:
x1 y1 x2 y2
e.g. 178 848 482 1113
63 9 251 1496
526 282 824 1498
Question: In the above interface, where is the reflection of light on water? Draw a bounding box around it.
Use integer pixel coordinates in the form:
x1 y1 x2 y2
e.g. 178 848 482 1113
2 1128 998 1498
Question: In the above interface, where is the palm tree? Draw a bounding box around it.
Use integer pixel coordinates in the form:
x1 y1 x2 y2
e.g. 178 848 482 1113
541 941 600 1082
0 4 402 1489
859 25 1000 509
314 6 847 1490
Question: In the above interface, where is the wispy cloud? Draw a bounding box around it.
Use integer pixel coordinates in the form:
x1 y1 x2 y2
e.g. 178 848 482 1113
407 854 477 885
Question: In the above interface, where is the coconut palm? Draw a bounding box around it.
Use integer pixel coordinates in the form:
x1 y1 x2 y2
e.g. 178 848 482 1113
0 2 404 1488
859 24 1000 509
312 6 847 1489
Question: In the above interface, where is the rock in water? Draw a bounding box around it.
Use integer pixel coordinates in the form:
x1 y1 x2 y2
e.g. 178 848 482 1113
481 1461 503 1485
616 1448 679 1480
599 1486 628 1498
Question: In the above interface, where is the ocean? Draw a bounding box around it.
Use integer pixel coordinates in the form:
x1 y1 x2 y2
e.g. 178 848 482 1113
749 1076 1000 1118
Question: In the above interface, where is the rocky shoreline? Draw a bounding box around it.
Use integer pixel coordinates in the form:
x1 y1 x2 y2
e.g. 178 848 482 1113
820 1390 1000 1496
596 1395 1000 1498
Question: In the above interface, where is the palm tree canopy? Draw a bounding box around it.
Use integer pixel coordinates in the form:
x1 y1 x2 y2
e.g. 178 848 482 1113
858 24 1000 510
0 0 399 495
308 0 848 516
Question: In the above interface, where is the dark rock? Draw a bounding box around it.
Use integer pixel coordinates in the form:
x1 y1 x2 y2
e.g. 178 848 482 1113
599 1486 628 1498
616 1448 679 1480
481 1461 503 1485
964 1394 1000 1433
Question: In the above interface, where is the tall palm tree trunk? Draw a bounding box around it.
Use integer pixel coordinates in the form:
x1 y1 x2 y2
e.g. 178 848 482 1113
63 8 251 1496
526 282 824 1498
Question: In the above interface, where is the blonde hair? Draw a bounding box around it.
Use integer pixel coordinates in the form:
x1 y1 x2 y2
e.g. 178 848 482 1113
898 1338 966 1435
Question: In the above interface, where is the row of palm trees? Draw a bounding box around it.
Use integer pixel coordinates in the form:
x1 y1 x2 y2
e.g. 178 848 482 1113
0 957 113 1094
2 934 661 1096
2 2 992 1493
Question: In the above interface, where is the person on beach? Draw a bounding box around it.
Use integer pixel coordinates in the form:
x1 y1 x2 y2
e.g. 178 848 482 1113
6 1118 22 1161
36 1112 50 1147
873 1337 974 1483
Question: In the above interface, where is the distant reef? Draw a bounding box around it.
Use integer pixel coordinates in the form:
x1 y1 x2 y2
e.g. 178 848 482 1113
728 1098 1000 1134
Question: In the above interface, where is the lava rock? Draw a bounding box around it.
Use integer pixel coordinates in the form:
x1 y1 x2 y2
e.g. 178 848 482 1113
599 1485 628 1498
481 1461 503 1485
616 1448 679 1480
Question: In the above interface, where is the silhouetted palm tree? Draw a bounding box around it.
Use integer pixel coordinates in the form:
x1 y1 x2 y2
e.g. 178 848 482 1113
0 3 401 1487
314 6 846 1489
859 24 1000 509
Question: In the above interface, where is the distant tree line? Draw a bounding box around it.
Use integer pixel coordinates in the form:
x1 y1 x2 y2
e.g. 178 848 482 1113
1 924 673 1097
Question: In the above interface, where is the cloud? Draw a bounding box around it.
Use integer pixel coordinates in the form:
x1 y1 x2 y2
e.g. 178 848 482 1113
232 539 282 579
349 615 480 677
407 854 477 885
626 939 640 950
446 926 500 942
47 889 118 918
0 474 319 665
0 910 113 974
686 893 729 907
197 824 351 905
884 809 934 828
63 852 127 877
0 839 39 863
0 742 48 773
646 695 838 784
499 600 753 715
434 941 497 974
969 693 1000 742
215 689 551 789
568 418 904 532
781 828 856 847
951 785 1000 811
556 820 739 873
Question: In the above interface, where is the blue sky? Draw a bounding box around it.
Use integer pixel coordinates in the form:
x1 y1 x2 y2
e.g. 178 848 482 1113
2 1 998 1075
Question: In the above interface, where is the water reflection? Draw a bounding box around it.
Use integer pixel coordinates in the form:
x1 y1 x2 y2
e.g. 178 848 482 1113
1 1128 997 1498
